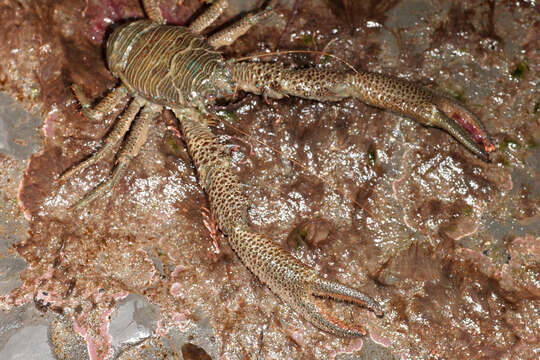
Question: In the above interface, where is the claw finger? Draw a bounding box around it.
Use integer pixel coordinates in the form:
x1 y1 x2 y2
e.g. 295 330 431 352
311 277 383 317
435 108 490 161
435 97 496 161
294 297 368 337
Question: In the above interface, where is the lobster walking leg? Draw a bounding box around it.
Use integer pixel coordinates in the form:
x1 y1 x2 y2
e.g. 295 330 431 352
71 102 162 209
141 0 165 24
189 0 229 34
231 63 495 160
174 107 382 337
208 1 276 49
59 97 143 183
72 84 128 121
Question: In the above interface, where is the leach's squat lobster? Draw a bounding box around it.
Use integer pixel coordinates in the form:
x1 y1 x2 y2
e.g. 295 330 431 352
60 0 496 337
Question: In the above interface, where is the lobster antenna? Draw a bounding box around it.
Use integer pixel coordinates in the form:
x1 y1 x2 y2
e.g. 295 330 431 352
234 50 359 74
219 116 378 220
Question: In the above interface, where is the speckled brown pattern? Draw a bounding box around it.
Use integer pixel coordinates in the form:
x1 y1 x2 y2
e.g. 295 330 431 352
176 108 381 337
173 108 246 234
207 2 275 49
63 0 496 338
231 62 494 159
142 0 164 24
5 0 538 358
188 0 228 34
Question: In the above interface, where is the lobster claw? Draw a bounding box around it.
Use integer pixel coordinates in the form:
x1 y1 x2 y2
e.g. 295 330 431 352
225 225 382 338
430 96 496 161
288 273 383 337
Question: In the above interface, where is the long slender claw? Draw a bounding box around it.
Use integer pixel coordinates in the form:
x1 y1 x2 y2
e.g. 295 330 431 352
436 110 490 161
179 111 382 337
231 65 496 161
293 297 368 337
288 274 383 337
311 277 383 317
432 97 496 161
228 228 383 338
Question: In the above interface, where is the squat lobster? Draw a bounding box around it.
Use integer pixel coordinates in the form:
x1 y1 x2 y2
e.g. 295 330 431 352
60 0 495 337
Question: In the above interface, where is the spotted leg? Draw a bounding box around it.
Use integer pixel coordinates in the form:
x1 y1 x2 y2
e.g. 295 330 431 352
59 97 143 183
174 107 382 337
141 0 165 24
231 63 496 160
71 84 128 121
208 0 277 49
71 101 162 210
189 0 229 34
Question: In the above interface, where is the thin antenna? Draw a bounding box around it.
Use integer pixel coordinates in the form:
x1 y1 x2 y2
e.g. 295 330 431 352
219 117 379 220
234 50 359 74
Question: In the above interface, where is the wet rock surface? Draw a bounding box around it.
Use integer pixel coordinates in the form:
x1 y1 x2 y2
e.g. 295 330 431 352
109 294 160 352
0 304 57 360
0 0 539 359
